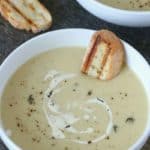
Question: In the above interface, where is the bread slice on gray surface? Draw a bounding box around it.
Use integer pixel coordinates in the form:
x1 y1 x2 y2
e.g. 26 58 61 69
0 0 31 31
0 0 52 33
81 29 125 80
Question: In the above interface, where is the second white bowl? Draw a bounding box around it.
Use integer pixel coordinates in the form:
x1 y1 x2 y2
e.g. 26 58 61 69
77 0 150 27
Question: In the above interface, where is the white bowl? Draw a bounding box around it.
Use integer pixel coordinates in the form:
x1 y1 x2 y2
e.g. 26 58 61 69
76 0 150 27
0 29 150 150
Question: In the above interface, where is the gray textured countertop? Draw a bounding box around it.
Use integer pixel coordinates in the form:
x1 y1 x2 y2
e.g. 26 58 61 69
0 0 149 149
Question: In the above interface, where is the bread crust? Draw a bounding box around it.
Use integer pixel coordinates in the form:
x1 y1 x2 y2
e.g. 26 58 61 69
81 29 125 80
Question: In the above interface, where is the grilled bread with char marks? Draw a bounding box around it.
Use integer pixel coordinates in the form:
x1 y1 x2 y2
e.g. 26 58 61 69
0 0 52 33
81 30 125 80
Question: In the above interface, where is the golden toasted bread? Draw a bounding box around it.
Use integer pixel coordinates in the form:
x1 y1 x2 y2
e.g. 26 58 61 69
81 29 125 80
0 0 52 33
0 0 31 31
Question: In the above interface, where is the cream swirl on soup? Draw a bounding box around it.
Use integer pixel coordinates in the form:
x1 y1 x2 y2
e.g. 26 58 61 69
43 70 113 144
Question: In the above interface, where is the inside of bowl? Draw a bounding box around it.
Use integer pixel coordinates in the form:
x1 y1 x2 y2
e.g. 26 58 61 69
0 29 150 150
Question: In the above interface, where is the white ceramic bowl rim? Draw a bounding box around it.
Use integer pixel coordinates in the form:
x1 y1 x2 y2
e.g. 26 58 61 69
89 0 150 14
0 29 150 150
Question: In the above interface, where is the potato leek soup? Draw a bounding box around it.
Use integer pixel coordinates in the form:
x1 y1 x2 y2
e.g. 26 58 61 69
1 47 148 150
99 0 150 10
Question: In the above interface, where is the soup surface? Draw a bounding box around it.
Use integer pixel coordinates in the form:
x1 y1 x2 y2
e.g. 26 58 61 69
98 0 150 10
1 47 148 150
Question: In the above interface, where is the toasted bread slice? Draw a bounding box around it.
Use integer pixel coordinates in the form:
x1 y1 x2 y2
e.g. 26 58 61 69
0 0 31 31
0 0 52 33
81 30 125 80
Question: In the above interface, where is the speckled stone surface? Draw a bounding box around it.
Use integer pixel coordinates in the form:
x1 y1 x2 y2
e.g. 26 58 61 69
0 0 149 149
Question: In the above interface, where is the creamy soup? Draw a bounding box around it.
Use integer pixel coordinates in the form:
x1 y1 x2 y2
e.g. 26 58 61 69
98 0 150 10
0 47 148 150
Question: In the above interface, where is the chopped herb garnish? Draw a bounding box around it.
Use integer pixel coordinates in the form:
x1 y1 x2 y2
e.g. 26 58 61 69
61 129 64 133
96 130 100 133
73 89 76 92
51 143 55 146
16 117 20 120
17 123 20 127
9 104 13 107
37 140 40 143
111 97 114 100
87 90 92 96
64 80 67 83
30 109 36 112
125 117 135 123
74 82 79 86
106 136 109 140
51 136 55 139
35 120 39 123
32 138 36 142
64 146 68 150
65 125 71 128
27 95 35 105
47 90 53 98
113 125 118 133
97 97 104 103
39 91 43 95
27 113 31 117
88 140 92 144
